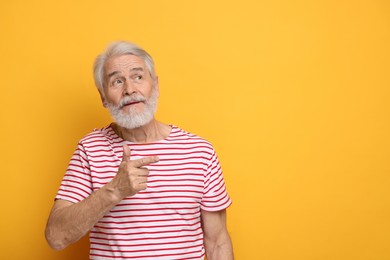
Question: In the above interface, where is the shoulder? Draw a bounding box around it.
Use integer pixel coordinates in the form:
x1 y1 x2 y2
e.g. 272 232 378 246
78 125 118 149
168 125 215 151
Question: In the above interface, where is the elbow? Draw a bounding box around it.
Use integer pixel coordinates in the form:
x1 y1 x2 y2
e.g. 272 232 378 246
48 242 67 251
48 241 67 251
45 227 68 251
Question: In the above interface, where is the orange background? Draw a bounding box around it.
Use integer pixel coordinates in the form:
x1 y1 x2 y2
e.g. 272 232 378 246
0 0 389 259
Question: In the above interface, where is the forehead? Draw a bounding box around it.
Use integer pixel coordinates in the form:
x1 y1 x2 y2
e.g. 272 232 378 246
104 54 146 75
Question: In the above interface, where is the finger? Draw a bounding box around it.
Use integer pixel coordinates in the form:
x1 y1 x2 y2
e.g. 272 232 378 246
137 176 148 184
136 168 150 177
137 182 148 191
122 145 131 162
131 156 160 168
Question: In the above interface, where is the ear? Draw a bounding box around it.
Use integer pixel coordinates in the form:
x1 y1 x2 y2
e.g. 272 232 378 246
98 90 108 108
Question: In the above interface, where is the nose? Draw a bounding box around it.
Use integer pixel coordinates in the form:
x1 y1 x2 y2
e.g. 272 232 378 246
123 80 137 96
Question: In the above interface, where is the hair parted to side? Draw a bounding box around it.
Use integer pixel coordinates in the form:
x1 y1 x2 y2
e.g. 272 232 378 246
93 41 156 94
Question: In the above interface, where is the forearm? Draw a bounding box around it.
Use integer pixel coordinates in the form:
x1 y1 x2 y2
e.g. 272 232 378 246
45 182 122 250
205 230 234 260
45 145 158 250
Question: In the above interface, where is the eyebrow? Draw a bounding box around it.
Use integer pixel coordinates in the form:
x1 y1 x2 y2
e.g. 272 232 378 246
130 67 144 72
107 67 144 79
107 71 120 79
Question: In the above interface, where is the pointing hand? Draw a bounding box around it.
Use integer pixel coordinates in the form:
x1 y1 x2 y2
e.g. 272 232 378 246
111 145 159 199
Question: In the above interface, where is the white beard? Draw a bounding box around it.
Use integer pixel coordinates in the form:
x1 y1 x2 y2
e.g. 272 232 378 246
106 87 158 129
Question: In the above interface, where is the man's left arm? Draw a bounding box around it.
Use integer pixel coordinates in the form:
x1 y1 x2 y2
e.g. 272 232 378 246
201 209 234 260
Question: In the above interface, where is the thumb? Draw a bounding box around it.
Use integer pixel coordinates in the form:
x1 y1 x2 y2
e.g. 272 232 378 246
122 145 131 162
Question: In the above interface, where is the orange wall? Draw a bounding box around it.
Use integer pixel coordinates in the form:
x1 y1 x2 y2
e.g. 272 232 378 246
0 0 389 259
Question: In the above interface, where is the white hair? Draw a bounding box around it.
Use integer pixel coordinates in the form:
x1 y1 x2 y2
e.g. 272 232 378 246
93 41 156 95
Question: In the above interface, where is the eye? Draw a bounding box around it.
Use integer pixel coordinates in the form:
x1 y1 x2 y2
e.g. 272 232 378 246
135 75 143 81
112 79 123 87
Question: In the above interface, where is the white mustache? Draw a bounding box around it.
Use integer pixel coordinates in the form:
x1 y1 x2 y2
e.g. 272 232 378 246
119 95 146 108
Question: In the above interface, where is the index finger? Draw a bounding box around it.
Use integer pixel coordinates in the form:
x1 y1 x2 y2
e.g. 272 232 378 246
131 156 160 168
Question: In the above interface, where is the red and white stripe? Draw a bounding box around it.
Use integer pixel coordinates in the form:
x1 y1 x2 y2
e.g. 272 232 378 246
56 125 232 259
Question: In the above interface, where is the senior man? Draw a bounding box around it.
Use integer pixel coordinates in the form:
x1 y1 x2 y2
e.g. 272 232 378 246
45 41 233 260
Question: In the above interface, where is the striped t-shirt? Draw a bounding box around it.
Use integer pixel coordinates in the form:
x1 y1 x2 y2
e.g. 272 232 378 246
56 124 232 259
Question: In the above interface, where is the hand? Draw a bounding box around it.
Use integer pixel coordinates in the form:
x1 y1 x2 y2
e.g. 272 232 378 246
111 145 159 199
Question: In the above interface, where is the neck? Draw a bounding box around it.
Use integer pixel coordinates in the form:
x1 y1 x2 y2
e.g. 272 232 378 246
112 119 171 143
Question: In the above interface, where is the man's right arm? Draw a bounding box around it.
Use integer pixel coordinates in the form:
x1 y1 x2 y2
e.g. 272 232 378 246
45 145 159 250
45 184 122 250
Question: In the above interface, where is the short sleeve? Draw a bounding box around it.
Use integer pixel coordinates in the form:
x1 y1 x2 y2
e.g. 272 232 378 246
201 149 232 211
55 143 93 203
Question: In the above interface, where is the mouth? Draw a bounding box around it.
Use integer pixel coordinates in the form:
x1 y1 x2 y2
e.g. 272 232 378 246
121 100 144 109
